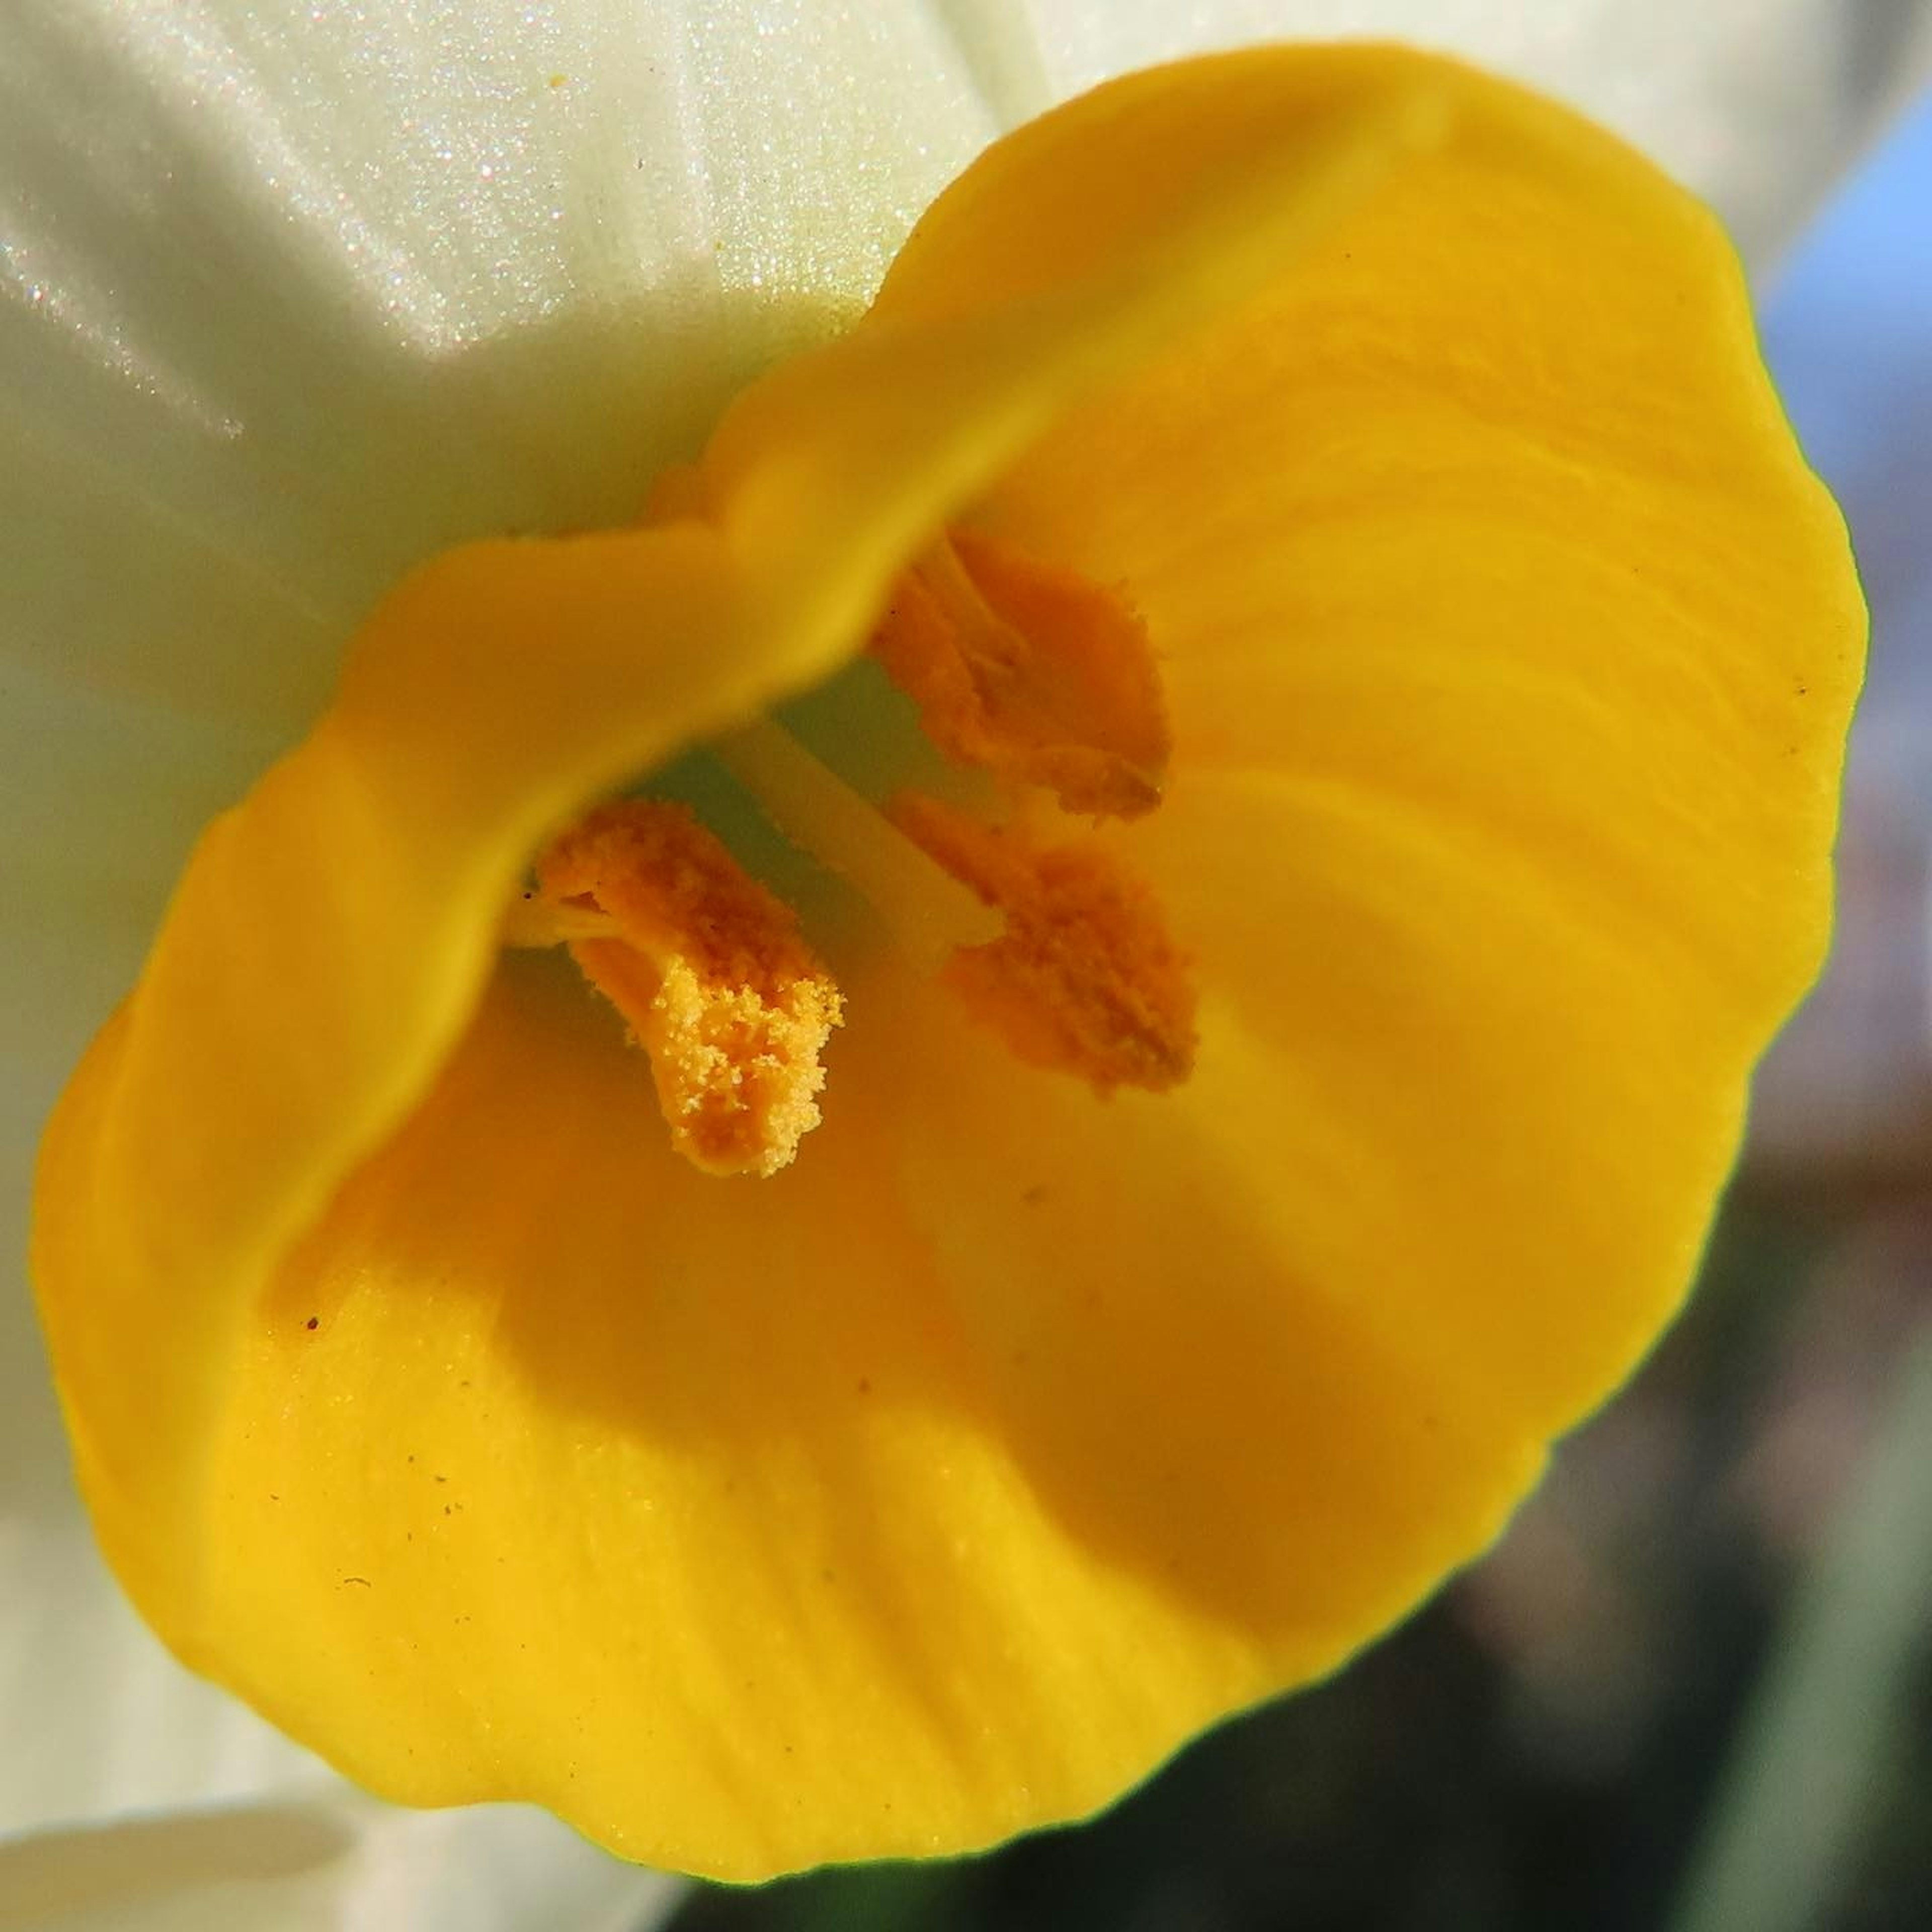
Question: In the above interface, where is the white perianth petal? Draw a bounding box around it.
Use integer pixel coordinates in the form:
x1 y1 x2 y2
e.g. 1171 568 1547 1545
1 1 992 818
1 0 1911 1897
1016 0 1932 262
0 1792 684 1932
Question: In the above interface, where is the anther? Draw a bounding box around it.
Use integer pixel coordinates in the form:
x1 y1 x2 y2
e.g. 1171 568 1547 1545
870 528 1171 820
891 794 1197 1093
535 801 842 1177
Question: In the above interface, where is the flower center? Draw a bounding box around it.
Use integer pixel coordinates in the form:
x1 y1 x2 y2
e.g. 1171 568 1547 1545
513 525 1197 1175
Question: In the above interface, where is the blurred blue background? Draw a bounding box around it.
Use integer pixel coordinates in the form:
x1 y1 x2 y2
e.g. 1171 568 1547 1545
666 84 1932 1932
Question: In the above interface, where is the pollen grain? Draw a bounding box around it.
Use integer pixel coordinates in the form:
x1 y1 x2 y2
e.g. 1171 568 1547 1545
536 801 842 1177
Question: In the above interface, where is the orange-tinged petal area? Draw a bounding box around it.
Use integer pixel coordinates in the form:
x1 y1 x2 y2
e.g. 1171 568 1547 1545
893 794 1195 1092
535 801 841 1177
871 529 1170 817
33 48 1861 1881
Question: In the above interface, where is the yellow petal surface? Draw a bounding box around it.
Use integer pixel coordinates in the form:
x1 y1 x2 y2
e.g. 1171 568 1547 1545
33 48 1860 1880
943 46 1862 1434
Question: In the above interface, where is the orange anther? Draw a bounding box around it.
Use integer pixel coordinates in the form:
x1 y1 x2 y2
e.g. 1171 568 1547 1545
871 529 1170 819
536 801 842 1176
892 794 1196 1094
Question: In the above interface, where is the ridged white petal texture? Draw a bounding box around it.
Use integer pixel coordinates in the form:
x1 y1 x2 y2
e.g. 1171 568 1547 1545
1 0 1923 1918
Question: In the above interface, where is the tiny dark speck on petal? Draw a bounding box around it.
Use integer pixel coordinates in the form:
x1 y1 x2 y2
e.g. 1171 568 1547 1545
305 1317 318 1331
342 1576 371 1587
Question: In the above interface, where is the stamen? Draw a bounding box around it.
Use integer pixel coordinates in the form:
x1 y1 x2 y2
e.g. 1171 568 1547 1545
892 794 1197 1094
517 525 1195 1171
712 718 1001 974
536 800 842 1178
871 529 1171 820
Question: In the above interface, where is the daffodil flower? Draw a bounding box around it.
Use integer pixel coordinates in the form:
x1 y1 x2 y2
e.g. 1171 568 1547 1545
2 0 1888 1908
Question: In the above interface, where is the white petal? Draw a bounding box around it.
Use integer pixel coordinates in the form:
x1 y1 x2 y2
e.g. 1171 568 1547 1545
1018 0 1932 260
2 0 999 900
0 1793 683 1932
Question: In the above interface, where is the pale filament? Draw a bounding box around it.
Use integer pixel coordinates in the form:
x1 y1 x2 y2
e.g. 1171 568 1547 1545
710 717 1001 974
